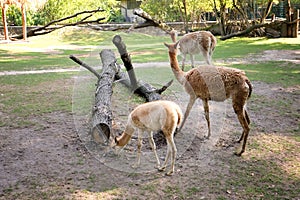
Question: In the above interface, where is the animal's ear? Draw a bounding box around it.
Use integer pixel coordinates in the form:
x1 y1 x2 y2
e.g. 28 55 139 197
164 42 170 48
175 41 180 49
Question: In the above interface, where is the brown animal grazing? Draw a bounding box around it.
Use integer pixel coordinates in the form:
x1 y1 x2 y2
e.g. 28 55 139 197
164 42 252 156
112 100 183 176
170 30 217 70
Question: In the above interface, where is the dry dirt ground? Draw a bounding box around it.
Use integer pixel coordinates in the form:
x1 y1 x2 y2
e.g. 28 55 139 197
0 50 299 199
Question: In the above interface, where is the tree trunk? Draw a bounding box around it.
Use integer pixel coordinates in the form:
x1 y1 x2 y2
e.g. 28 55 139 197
112 35 173 102
182 0 189 33
2 5 8 40
69 50 121 144
21 4 27 40
90 50 118 144
260 0 274 23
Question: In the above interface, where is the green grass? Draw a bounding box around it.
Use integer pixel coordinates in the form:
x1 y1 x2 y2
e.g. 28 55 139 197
231 61 300 87
0 72 74 128
1 27 300 72
224 135 300 199
0 27 299 199
214 37 300 60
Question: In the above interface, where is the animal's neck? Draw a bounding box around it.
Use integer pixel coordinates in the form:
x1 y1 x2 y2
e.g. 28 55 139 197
171 33 176 43
168 51 185 84
116 124 134 147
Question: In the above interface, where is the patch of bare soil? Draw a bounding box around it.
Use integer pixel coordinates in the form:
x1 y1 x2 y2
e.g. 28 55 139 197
1 77 299 199
0 49 299 199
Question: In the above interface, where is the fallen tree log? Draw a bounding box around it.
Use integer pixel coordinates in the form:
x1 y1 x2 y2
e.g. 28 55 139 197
70 50 120 144
112 34 173 102
220 18 300 40
220 23 267 40
69 35 173 145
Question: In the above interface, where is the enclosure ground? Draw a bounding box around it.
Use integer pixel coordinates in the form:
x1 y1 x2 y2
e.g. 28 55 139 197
0 49 299 199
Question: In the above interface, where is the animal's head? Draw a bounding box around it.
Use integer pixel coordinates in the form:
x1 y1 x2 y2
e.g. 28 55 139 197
110 135 120 148
108 135 124 155
164 42 180 54
110 132 132 147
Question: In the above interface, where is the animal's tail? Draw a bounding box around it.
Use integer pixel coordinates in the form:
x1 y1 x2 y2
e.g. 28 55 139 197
245 79 252 99
174 106 183 136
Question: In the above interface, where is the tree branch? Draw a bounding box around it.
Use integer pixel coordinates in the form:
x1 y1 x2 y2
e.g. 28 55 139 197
69 55 101 79
12 8 105 39
220 23 267 40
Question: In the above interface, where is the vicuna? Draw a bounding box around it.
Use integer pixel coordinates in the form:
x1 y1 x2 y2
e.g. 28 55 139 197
164 42 252 156
112 100 183 176
170 30 217 70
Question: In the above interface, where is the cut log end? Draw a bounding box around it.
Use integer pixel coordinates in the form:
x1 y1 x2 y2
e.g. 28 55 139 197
91 123 110 144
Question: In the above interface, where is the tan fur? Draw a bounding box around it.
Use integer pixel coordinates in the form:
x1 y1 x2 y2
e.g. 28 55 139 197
164 42 252 156
170 30 217 70
113 100 183 175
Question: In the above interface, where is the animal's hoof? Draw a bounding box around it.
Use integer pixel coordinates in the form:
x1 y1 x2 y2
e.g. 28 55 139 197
154 165 160 170
165 171 174 176
234 151 242 156
131 164 139 169
158 167 166 172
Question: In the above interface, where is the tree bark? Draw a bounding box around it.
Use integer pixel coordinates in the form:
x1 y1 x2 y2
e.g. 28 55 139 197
112 34 173 102
2 5 8 40
220 23 267 40
69 50 121 144
260 0 274 23
21 4 27 40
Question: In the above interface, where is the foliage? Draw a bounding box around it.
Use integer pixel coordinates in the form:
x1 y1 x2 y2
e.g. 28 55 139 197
107 8 125 22
38 0 119 24
0 0 121 26
140 0 180 22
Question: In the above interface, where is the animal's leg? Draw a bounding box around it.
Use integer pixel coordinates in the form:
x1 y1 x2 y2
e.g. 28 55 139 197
233 105 250 156
178 97 196 132
237 109 250 143
202 99 211 139
181 53 187 70
166 136 177 176
190 54 195 68
158 143 171 172
203 50 212 65
132 129 143 168
148 131 160 169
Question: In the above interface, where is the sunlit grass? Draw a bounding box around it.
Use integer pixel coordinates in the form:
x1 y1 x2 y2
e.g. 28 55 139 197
1 27 300 72
232 61 300 87
0 27 299 199
225 134 300 199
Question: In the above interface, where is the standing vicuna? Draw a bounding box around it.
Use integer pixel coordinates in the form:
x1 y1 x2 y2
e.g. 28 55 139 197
170 30 217 70
164 42 252 156
111 100 183 176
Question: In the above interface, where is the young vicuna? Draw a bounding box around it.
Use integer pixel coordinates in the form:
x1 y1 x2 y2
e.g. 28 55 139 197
164 42 252 156
112 100 183 176
170 30 217 70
